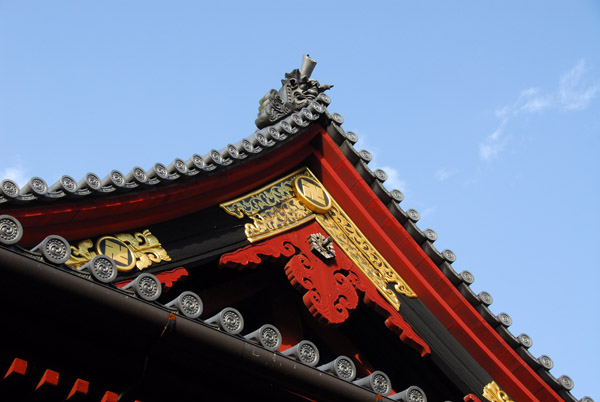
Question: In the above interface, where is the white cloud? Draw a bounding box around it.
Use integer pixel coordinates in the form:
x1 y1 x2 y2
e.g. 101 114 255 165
353 131 382 162
1 165 29 187
558 60 600 110
494 105 510 119
479 118 510 162
378 165 408 194
434 167 458 181
480 60 599 162
353 133 408 193
520 92 553 113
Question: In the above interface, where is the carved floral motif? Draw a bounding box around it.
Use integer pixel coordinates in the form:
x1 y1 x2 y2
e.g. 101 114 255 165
245 199 314 242
220 170 303 219
115 230 171 270
316 203 417 310
67 229 171 271
285 251 359 325
69 239 96 266
482 382 514 402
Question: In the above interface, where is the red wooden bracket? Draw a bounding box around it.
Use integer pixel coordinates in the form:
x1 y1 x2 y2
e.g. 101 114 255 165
100 391 119 402
220 221 430 357
3 358 27 378
35 369 59 389
66 378 89 400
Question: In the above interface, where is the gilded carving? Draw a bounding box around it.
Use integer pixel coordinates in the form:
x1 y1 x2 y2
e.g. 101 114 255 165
220 169 305 219
482 381 514 402
245 198 314 243
322 203 417 300
66 229 171 272
69 239 96 267
316 210 415 311
219 167 418 311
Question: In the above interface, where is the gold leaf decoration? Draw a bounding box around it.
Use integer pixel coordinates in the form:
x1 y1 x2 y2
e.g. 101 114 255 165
66 229 171 272
483 381 514 402
220 169 305 218
245 198 315 242
324 203 417 300
114 229 172 270
68 239 97 268
220 167 418 310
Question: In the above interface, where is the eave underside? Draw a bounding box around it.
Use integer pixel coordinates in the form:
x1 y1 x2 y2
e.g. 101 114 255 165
0 246 396 402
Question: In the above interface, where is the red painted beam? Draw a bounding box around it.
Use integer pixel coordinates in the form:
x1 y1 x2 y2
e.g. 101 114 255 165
2 126 322 247
310 131 562 402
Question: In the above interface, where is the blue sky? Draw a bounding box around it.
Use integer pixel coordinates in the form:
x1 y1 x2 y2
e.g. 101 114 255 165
1 2 599 399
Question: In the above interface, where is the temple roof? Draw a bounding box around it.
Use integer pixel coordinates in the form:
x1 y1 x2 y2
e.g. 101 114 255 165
0 56 592 402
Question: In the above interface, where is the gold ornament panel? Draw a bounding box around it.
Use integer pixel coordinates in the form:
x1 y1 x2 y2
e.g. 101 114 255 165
245 198 315 242
67 229 171 272
220 167 417 310
220 169 305 219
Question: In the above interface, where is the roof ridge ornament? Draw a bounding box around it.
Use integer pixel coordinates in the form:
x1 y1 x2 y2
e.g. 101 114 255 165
255 54 333 129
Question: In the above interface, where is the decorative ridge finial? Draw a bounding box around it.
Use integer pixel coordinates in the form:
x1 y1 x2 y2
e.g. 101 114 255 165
255 54 332 129
300 54 317 78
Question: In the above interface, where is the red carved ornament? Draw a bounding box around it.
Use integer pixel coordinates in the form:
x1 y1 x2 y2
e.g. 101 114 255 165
219 221 430 357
